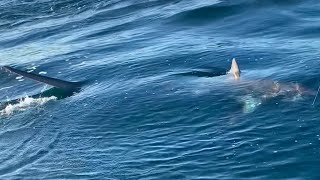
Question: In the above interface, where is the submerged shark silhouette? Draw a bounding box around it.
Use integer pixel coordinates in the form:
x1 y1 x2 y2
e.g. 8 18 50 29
226 58 314 113
176 58 241 79
177 58 313 113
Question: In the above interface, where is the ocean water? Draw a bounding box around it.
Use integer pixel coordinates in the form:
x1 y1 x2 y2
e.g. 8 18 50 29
1 0 320 179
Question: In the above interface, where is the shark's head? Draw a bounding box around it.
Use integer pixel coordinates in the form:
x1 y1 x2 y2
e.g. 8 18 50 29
229 58 241 80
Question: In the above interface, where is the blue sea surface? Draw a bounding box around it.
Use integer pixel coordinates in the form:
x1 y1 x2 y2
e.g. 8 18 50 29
1 0 320 179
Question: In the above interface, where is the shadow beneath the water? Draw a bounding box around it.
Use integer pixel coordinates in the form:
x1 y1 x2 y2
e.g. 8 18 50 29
175 67 228 78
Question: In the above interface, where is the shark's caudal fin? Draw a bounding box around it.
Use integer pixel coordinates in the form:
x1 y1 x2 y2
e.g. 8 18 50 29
228 58 241 80
2 66 82 91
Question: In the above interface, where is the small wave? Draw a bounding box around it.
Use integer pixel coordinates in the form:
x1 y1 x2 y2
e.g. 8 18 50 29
38 71 47 75
167 2 245 25
1 96 57 116
0 86 13 91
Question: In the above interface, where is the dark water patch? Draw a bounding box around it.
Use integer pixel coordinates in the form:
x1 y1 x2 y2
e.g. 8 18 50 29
0 25 68 49
0 1 55 23
165 0 306 39
167 3 247 26
76 15 161 42
60 0 179 39
0 114 62 177
228 13 298 38
293 25 320 39
252 0 303 6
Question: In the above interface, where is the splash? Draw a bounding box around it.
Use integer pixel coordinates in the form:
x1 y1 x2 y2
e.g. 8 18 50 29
240 95 262 113
1 96 57 116
39 71 47 75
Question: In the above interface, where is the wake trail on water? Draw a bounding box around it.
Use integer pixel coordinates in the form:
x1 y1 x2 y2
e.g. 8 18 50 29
0 96 57 116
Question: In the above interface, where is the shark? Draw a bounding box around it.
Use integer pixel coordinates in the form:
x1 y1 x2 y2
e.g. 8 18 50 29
227 58 314 113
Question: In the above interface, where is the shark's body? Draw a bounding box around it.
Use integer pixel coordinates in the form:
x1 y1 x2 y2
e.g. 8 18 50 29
227 58 308 96
227 58 314 112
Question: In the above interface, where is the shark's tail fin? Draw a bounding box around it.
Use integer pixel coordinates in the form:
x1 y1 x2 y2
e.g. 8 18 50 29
229 58 241 80
2 66 82 91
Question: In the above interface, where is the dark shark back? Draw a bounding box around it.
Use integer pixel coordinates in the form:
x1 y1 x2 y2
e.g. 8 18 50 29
2 66 82 91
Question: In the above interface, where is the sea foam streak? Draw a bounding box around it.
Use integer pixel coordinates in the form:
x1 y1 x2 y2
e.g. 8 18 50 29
1 96 57 116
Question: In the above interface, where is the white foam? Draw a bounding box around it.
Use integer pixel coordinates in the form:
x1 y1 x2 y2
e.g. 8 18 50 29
0 86 13 91
1 96 57 116
27 66 38 70
39 71 47 75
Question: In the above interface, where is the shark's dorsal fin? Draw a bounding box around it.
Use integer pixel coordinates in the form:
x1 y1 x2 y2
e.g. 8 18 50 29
2 66 81 91
229 58 241 80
